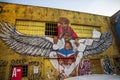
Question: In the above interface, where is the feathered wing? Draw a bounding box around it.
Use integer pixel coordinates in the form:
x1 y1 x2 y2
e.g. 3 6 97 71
0 22 53 57
83 31 112 56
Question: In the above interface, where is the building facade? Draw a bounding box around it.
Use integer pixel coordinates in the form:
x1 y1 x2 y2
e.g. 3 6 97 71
0 2 120 80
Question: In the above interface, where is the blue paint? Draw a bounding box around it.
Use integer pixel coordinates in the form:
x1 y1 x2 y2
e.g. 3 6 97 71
58 48 74 56
116 15 120 39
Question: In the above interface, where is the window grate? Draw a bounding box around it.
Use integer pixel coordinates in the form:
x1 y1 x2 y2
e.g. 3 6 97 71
22 65 28 77
15 20 58 36
45 23 58 36
0 65 6 80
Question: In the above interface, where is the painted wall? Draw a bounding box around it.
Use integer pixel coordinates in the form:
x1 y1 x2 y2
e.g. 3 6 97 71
0 2 120 80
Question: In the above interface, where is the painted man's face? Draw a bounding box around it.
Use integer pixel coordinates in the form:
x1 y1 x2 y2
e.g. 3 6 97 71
63 32 72 41
64 34 72 41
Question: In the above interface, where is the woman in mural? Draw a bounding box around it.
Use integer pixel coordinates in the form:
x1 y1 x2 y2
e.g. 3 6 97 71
57 17 78 39
49 31 84 78
55 41 77 79
57 41 76 68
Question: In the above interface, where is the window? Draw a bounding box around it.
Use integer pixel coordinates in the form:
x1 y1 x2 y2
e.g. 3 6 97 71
0 65 6 80
45 23 58 36
15 19 100 38
16 20 45 36
21 65 28 77
71 24 101 38
16 20 58 36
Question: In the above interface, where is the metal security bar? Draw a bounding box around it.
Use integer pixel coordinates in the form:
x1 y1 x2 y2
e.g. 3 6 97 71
45 22 57 36
15 20 58 36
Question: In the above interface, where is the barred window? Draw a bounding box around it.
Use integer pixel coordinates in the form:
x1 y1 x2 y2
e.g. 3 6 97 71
15 19 100 38
45 23 58 36
0 65 6 80
15 19 57 36
71 24 101 38
22 65 28 77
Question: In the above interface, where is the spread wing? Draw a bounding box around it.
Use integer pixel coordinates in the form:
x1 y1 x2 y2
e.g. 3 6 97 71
83 31 112 56
0 22 53 57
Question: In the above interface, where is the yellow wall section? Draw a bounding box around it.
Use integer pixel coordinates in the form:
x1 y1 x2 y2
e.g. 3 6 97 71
16 20 45 35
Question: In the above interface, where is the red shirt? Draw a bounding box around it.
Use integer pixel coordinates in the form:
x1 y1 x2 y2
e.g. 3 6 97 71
57 25 78 39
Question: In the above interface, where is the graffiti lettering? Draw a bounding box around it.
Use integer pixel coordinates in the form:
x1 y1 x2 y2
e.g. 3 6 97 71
0 60 8 65
12 68 17 77
11 59 26 64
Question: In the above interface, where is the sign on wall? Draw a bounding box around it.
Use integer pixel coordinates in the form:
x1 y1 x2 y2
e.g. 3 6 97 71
34 66 38 74
11 67 23 80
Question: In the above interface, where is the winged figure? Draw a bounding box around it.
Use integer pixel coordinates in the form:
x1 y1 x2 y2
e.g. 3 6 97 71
0 22 112 77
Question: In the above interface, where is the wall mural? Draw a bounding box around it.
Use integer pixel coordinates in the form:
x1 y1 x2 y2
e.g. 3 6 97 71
103 57 114 75
0 17 112 78
78 59 91 76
